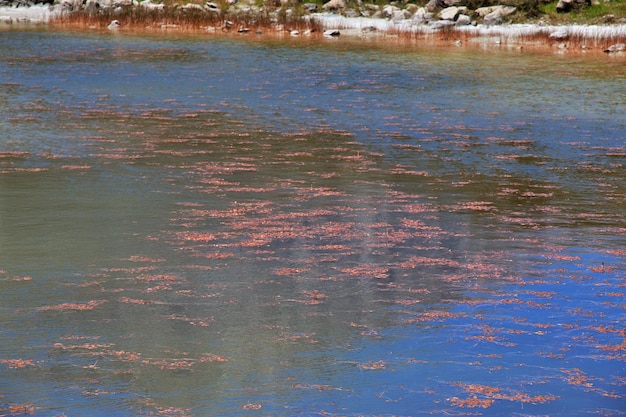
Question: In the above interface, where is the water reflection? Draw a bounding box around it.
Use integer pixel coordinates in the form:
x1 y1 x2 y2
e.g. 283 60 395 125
0 30 624 416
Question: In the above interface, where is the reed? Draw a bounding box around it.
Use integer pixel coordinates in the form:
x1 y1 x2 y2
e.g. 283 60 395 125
49 5 625 50
311 14 626 49
51 5 323 33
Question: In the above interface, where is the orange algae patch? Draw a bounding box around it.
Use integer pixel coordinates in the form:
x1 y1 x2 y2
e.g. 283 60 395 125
127 255 166 263
448 395 494 408
411 310 466 322
561 368 595 387
61 165 92 170
360 360 387 370
141 353 227 370
0 275 32 282
153 406 193 417
175 231 217 242
241 403 262 410
118 296 157 305
0 403 35 415
448 382 560 408
38 300 107 311
0 359 36 369
165 314 214 327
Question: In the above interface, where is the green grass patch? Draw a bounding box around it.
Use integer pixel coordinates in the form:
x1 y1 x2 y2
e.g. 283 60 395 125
539 0 626 23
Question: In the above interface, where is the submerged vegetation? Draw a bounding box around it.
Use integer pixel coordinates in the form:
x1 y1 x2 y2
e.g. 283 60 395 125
1 19 625 416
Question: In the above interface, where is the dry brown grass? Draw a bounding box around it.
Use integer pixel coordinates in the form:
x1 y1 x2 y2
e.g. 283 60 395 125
51 7 322 33
49 7 626 55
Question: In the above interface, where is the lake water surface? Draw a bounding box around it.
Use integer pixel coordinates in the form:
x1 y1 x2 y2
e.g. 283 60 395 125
1 29 625 417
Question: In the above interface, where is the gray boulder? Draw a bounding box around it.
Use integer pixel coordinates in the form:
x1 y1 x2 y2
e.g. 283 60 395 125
322 0 344 11
556 0 589 12
84 0 98 13
476 5 516 24
455 13 471 25
443 0 465 6
139 0 164 10
475 5 516 17
411 6 433 23
113 0 132 7
425 0 446 12
439 6 460 20
56 0 82 10
381 4 400 18
182 3 205 11
392 9 411 20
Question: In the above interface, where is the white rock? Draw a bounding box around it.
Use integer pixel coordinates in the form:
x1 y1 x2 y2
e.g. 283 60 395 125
439 6 460 21
322 0 344 11
549 29 568 39
411 7 433 23
604 43 625 53
475 5 516 18
139 0 164 10
381 4 400 18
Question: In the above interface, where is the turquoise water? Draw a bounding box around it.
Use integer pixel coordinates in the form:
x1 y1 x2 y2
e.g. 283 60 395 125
1 29 625 416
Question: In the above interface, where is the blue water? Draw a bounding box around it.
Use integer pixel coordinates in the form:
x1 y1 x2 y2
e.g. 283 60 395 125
1 28 625 416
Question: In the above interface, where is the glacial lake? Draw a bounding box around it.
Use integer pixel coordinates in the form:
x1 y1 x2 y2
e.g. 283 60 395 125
0 28 625 417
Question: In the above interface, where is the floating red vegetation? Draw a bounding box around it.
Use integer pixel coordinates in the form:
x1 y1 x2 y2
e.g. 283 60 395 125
0 151 29 158
0 359 36 369
140 353 226 370
411 310 466 323
448 395 494 408
153 406 193 417
395 299 421 305
61 165 92 170
165 314 214 327
449 201 496 212
273 267 310 276
360 360 387 370
449 382 560 408
0 403 35 415
340 264 388 280
0 275 32 282
398 256 461 269
561 368 595 387
301 290 327 301
275 332 318 343
38 300 107 311
118 296 158 305
175 232 217 243
127 255 166 263
135 274 181 283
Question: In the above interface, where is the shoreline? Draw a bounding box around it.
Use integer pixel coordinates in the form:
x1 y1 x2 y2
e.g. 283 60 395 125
1 4 625 54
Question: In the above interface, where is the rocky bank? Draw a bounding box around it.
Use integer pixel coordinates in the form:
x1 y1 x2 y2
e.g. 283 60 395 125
1 0 625 51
